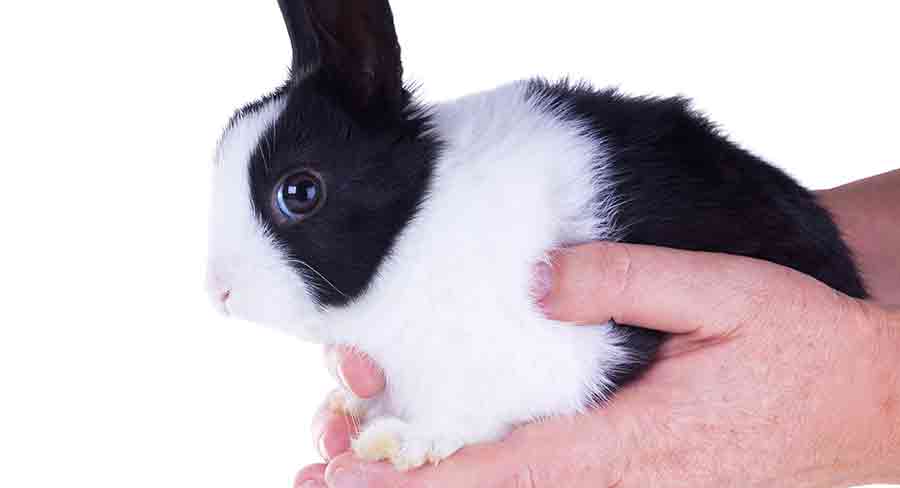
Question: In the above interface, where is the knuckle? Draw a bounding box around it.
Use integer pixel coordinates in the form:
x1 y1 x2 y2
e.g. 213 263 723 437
553 242 639 323
585 242 638 302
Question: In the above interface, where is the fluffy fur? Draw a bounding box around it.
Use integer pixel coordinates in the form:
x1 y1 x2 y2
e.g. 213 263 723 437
206 0 866 470
208 93 324 340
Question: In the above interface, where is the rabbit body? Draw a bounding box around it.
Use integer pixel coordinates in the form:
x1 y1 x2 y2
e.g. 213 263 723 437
325 82 634 468
207 0 865 470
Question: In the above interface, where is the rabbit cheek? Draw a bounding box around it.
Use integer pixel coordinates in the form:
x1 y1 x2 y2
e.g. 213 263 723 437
207 95 326 341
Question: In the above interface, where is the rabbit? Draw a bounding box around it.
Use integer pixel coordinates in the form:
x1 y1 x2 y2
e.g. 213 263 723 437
206 0 867 471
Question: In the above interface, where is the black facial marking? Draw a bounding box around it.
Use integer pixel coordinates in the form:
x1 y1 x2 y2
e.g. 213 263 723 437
247 75 438 307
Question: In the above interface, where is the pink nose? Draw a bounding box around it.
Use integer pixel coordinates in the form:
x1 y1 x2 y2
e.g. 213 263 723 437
219 290 231 303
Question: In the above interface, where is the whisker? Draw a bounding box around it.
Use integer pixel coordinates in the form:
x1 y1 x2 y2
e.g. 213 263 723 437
270 123 278 162
265 128 275 174
287 258 349 299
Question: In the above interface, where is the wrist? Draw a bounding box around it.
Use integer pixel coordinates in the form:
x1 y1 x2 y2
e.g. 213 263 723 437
800 305 900 487
857 308 900 484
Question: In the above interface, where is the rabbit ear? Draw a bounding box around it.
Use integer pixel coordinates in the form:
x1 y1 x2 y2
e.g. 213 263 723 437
278 0 404 112
278 0 322 76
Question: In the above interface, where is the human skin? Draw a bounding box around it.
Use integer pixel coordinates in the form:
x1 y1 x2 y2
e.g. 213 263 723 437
296 172 900 488
819 170 900 307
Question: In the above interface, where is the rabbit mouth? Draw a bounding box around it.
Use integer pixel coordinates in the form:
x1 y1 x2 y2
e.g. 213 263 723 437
209 290 231 317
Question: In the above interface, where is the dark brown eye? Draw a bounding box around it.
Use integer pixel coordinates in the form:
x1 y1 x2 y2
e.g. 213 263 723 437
274 170 325 221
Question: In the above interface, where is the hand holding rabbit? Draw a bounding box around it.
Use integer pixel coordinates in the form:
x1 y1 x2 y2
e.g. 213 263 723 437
298 243 900 488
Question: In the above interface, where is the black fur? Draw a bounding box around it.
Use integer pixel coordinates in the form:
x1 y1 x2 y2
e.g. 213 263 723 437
240 1 867 391
245 77 436 307
278 0 405 115
240 0 437 307
527 79 867 386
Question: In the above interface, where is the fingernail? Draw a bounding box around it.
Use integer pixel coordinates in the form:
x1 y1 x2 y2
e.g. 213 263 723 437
329 468 366 488
532 262 554 305
298 480 325 488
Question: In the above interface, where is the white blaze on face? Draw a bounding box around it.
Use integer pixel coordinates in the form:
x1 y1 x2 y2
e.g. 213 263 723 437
206 96 325 341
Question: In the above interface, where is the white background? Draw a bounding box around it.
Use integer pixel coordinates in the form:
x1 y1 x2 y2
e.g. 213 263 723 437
1 1 897 487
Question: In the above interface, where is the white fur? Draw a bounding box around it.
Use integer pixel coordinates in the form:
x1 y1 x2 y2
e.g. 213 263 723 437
208 81 628 468
207 96 325 340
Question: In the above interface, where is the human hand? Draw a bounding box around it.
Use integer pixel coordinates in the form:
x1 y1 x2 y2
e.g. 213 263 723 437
297 243 900 488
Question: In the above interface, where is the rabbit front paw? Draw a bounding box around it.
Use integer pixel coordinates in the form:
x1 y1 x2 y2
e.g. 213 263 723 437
327 388 368 419
352 417 464 471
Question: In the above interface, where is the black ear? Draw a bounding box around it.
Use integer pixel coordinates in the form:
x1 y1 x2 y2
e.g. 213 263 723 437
278 0 404 111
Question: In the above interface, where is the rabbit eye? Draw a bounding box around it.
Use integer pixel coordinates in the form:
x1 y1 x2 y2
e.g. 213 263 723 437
274 170 325 222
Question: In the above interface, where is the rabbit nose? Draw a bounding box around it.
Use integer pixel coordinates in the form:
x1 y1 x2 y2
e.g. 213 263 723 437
209 287 232 316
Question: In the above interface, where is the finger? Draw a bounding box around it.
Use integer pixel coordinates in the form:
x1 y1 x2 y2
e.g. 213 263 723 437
294 463 327 488
335 346 386 399
541 242 850 337
323 446 516 488
311 411 355 462
323 413 625 488
311 392 359 461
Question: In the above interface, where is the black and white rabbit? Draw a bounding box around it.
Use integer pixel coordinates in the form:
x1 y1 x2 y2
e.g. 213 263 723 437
206 0 867 470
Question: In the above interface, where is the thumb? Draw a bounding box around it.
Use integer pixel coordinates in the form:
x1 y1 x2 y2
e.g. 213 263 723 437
539 242 852 338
